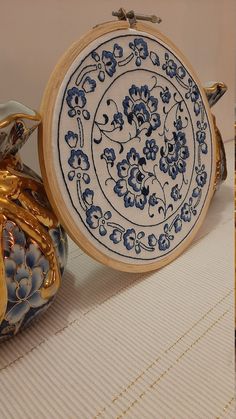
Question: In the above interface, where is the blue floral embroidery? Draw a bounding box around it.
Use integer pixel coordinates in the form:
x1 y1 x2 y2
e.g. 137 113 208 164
86 205 111 236
114 148 148 210
162 53 177 78
159 131 189 180
110 229 122 244
102 148 116 163
148 234 157 247
123 84 161 137
129 38 148 66
150 51 160 66
160 87 171 104
82 76 96 93
91 50 117 81
61 35 211 258
143 139 158 161
173 218 182 233
68 149 90 170
112 112 124 130
66 87 87 117
65 131 78 148
171 185 182 201
181 202 192 222
158 233 170 251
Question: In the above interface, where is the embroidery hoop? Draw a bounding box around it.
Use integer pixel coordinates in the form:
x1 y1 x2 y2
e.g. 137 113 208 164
38 17 217 272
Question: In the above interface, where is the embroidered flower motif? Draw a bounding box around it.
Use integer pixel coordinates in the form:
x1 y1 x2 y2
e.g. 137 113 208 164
113 43 123 58
49 226 68 272
123 84 161 137
65 131 78 148
181 202 192 222
148 234 157 247
4 242 49 325
66 87 89 118
196 122 208 154
91 50 117 81
177 66 186 79
150 51 160 66
82 188 94 206
82 76 96 93
158 233 170 251
110 229 122 244
102 148 116 163
123 229 145 254
174 116 183 131
162 53 177 78
173 218 182 233
68 149 90 170
171 185 182 201
129 38 148 66
160 87 171 104
143 139 159 161
159 131 189 180
114 148 149 210
196 171 207 187
86 205 111 236
112 112 124 130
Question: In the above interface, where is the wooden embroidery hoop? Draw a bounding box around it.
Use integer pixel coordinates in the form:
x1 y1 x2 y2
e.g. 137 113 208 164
38 12 218 273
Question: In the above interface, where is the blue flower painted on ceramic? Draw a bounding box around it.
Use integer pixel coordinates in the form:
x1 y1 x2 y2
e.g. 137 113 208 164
86 205 111 236
49 226 68 272
4 243 49 325
196 171 207 187
143 139 158 161
171 185 182 201
158 234 170 251
160 87 171 104
159 131 189 180
66 87 87 117
91 50 117 82
123 84 161 136
102 148 116 163
181 202 192 222
68 149 90 170
114 148 149 210
129 38 148 66
162 53 177 78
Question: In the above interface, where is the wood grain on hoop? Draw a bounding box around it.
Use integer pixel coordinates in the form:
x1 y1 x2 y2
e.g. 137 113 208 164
38 20 216 272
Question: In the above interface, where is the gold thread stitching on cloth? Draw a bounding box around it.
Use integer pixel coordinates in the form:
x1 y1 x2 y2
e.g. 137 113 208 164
93 291 232 418
215 397 235 419
115 310 230 419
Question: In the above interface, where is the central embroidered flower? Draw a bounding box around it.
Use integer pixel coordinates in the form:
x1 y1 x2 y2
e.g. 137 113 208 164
114 148 149 210
123 85 161 137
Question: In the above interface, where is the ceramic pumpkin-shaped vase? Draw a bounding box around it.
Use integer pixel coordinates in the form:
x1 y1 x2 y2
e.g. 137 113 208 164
0 101 68 341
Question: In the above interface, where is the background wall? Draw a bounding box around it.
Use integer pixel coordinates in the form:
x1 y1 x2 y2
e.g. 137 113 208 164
0 0 235 174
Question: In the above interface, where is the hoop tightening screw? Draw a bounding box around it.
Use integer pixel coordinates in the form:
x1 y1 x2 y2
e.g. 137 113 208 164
112 8 162 25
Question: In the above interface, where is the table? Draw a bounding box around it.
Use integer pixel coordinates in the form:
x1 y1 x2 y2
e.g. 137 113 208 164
0 141 234 419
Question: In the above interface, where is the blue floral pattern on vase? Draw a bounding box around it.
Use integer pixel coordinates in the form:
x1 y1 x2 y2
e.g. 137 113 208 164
55 33 212 263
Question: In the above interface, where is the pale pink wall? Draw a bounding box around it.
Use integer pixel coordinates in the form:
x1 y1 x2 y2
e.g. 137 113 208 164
0 0 235 174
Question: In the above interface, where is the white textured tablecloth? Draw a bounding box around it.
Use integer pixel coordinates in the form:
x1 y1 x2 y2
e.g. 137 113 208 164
0 141 234 419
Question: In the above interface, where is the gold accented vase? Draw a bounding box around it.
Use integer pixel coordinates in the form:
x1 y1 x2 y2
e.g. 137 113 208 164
0 101 68 341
